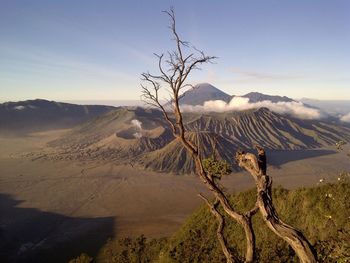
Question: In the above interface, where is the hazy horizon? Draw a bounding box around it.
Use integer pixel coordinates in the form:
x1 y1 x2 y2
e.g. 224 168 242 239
1 94 350 106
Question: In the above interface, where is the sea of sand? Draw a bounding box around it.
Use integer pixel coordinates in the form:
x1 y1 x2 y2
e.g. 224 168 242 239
0 129 349 261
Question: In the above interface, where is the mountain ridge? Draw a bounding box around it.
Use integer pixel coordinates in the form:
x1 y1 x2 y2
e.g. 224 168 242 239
25 106 350 174
179 83 231 105
178 83 298 106
241 92 295 103
0 99 116 134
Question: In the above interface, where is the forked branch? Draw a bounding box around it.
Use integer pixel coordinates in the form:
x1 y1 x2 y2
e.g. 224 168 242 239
199 194 238 263
235 148 317 263
141 8 255 262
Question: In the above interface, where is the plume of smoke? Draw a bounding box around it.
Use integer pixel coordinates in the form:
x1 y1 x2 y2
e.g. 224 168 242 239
131 119 143 138
340 112 350 123
131 119 142 129
13 105 26 110
181 96 323 120
133 132 143 139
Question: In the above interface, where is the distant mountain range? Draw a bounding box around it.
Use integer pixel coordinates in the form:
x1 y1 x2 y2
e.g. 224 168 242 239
26 106 350 174
179 83 296 105
0 99 116 134
179 83 231 105
0 84 308 135
300 98 350 115
242 92 295 103
3 84 350 174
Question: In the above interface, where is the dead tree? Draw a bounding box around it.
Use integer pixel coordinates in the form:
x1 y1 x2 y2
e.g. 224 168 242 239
236 147 317 263
141 8 318 263
141 8 255 262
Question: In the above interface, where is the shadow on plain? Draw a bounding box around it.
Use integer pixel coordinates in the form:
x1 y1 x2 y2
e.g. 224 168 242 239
267 149 337 168
0 193 115 263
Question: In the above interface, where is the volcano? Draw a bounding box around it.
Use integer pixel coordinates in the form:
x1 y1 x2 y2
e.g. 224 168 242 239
40 106 350 174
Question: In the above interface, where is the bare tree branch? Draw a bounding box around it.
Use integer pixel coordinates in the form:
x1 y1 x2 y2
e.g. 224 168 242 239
141 8 256 262
235 149 317 263
198 194 239 263
245 203 259 219
140 79 177 134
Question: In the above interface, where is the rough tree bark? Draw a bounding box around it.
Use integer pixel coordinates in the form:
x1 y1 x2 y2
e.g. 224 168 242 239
199 194 238 263
235 148 317 263
141 8 256 262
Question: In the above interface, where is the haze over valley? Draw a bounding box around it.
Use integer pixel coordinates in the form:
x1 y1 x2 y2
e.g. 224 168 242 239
1 84 349 262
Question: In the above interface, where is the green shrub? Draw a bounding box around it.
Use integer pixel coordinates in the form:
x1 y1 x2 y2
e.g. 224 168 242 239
68 253 93 263
95 235 167 263
162 181 350 262
71 180 350 262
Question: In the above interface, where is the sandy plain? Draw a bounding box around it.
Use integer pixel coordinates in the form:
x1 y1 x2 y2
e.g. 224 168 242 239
0 129 349 261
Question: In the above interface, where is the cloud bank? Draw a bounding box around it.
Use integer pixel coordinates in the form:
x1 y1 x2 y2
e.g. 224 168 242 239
181 97 323 120
340 113 350 123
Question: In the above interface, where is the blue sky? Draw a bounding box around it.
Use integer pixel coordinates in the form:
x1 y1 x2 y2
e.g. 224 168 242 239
1 0 349 101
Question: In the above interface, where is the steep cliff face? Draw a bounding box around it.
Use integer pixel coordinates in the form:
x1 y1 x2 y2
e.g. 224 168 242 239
186 108 348 150
140 131 237 174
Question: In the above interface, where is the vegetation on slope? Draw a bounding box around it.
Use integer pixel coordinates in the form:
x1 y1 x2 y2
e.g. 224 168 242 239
161 177 349 262
72 177 350 262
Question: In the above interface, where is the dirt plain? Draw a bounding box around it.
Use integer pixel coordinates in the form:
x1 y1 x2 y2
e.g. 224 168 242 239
0 129 349 262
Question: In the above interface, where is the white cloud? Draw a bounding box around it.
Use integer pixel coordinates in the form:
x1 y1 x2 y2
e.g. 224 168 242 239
340 112 350 123
181 96 323 120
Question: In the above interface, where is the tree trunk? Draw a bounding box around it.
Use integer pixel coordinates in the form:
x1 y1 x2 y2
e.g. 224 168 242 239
141 8 257 262
194 157 256 262
236 151 317 263
256 175 317 263
199 195 238 263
